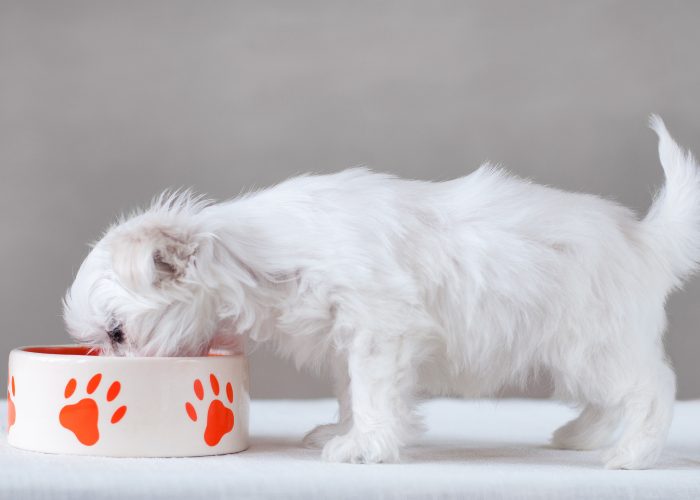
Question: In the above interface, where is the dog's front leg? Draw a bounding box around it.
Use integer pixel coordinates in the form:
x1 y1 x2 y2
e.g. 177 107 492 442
302 357 353 448
321 334 417 463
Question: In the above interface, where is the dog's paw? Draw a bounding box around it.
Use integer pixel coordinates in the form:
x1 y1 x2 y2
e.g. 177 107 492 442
602 439 662 470
321 429 399 464
551 422 605 451
303 423 349 449
551 421 582 450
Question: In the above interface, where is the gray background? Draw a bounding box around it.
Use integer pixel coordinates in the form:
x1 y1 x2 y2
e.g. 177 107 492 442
2 0 699 399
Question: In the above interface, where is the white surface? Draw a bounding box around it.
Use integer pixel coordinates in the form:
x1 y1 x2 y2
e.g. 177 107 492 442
0 398 699 499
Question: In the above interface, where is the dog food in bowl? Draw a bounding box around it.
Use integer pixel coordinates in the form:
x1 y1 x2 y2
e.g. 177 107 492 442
7 345 249 457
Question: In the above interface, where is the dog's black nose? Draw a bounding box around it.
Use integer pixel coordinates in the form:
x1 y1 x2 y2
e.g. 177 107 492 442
108 325 124 344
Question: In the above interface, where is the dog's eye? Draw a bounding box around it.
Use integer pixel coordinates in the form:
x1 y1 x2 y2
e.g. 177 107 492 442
107 325 125 344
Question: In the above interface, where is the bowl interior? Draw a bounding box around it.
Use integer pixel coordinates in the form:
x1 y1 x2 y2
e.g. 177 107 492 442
22 345 100 355
17 345 236 357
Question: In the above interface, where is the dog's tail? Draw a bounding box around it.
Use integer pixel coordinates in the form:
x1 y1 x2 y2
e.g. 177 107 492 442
643 115 700 287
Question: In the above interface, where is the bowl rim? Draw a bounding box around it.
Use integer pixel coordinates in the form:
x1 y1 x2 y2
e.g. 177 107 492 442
10 344 244 361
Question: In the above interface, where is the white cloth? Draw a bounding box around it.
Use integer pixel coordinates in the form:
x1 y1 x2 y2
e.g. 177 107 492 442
1 398 699 499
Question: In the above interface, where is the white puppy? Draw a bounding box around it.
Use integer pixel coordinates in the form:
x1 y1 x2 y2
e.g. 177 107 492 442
64 117 698 469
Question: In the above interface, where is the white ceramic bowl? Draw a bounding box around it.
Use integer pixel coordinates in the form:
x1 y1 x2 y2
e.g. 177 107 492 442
7 345 249 457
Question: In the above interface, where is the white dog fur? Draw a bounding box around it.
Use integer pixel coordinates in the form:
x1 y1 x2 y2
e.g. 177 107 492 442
64 116 699 469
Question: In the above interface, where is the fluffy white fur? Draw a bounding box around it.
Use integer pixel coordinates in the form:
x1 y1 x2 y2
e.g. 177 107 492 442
64 116 699 469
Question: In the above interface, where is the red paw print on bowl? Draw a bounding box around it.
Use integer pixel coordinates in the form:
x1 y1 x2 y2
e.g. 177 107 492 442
59 374 127 446
7 376 16 430
185 374 235 446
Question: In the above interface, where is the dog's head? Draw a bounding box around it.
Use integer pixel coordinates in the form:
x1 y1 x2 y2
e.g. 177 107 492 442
63 193 244 356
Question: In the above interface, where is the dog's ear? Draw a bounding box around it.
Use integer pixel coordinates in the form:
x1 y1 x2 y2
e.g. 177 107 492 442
110 224 199 290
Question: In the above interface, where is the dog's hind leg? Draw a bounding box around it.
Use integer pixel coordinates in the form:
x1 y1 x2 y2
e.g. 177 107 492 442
551 404 621 450
601 359 676 469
